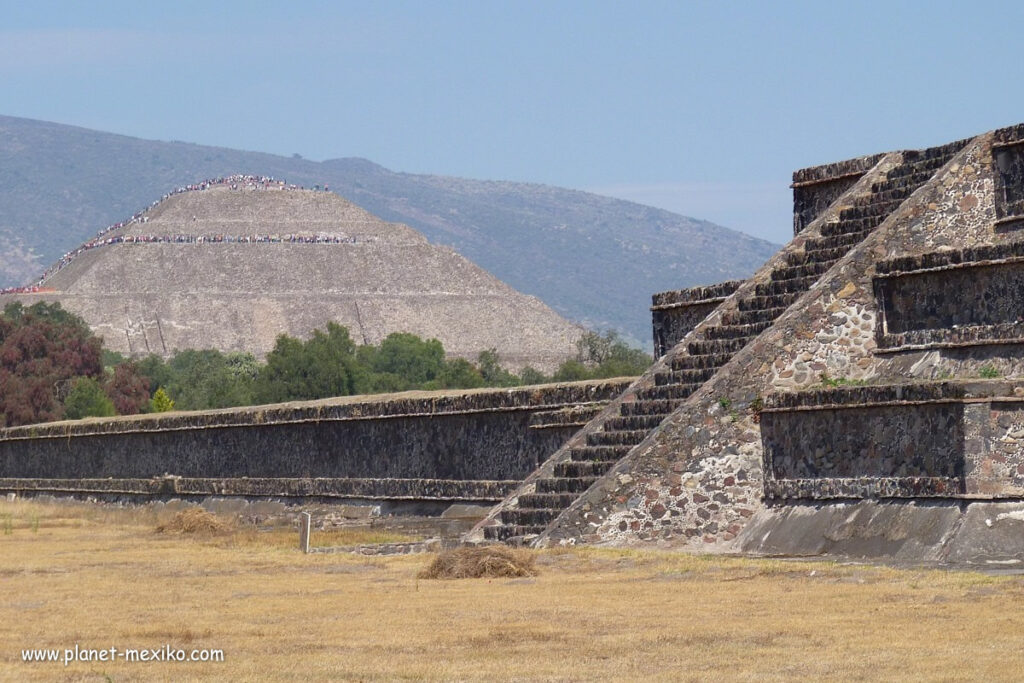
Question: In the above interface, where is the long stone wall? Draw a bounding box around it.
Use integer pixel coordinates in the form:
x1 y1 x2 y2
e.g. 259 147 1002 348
0 379 630 501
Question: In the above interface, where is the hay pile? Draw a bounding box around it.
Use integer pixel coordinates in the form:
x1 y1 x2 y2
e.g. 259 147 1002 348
155 508 230 535
419 546 537 579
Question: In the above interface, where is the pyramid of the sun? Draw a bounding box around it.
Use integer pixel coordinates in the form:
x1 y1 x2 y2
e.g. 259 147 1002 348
2 179 582 370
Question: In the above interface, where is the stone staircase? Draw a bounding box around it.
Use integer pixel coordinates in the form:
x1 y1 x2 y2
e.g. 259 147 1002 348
483 142 967 544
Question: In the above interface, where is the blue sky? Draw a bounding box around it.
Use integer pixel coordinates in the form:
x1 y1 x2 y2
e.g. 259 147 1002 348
3 0 1024 244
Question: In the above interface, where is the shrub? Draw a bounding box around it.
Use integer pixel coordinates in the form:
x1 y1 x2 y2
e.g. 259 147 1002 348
64 377 116 419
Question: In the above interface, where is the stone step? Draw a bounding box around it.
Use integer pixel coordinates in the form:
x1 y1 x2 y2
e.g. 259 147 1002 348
871 172 933 194
635 382 700 402
687 337 751 356
754 274 819 297
847 186 913 207
518 492 579 509
787 247 847 267
887 155 951 177
703 321 773 340
838 199 901 221
619 398 683 416
722 306 788 327
819 215 884 237
570 444 633 461
670 352 735 370
605 414 671 431
654 367 716 386
501 507 561 527
737 292 800 312
483 524 545 542
586 429 648 446
536 476 597 493
770 260 832 282
554 459 617 478
803 230 870 253
872 186 916 204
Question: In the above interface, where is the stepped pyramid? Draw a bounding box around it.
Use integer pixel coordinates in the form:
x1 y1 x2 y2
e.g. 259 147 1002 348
471 125 1024 563
1 178 582 371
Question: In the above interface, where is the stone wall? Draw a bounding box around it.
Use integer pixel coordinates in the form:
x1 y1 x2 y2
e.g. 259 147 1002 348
993 127 1024 221
761 384 971 500
874 244 1024 349
0 380 629 499
650 281 741 357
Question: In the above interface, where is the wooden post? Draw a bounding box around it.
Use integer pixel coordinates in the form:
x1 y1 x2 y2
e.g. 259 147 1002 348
299 512 311 553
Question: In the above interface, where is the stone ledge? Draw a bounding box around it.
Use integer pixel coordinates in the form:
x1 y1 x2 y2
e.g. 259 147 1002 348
791 153 886 186
763 381 992 410
0 379 633 443
993 123 1024 147
875 241 1024 276
0 477 520 501
308 538 441 555
528 405 605 429
650 280 743 308
877 326 1024 352
765 476 964 500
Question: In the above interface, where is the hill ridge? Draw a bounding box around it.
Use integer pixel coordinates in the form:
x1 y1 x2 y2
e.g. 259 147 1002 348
0 114 779 344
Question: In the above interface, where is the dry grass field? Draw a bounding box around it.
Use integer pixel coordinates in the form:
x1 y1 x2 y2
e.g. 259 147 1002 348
2 499 1024 681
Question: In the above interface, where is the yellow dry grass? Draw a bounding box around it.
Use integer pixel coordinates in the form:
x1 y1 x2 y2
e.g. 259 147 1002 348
2 498 1024 681
419 546 536 579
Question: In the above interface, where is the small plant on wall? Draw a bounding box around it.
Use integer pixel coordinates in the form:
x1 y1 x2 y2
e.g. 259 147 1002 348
979 364 1001 379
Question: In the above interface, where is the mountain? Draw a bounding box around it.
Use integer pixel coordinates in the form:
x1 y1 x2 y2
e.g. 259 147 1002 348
0 115 779 345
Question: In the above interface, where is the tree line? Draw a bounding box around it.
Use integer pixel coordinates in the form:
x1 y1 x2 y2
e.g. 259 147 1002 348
0 302 652 427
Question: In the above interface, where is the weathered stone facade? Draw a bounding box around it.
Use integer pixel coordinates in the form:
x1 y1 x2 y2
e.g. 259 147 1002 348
0 379 628 504
471 125 1024 565
650 281 741 357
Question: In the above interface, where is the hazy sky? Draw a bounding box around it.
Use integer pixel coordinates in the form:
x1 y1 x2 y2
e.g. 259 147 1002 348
4 0 1024 244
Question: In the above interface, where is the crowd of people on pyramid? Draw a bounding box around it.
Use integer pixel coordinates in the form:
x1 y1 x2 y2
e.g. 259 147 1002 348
0 175 344 295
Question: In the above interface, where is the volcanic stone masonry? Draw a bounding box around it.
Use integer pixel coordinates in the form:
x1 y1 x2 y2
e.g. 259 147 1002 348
0 379 629 506
468 123 1024 565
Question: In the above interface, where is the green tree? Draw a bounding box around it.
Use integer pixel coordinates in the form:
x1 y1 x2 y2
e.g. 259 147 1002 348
64 377 116 419
477 349 520 387
255 323 365 403
552 359 592 382
370 333 446 390
571 330 651 378
158 349 255 410
136 354 174 398
149 387 175 412
518 366 549 386
424 358 486 390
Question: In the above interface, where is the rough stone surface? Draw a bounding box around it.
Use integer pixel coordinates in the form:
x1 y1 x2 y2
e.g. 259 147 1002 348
0 185 582 370
651 281 741 357
737 499 1024 568
0 380 629 495
519 130 1022 553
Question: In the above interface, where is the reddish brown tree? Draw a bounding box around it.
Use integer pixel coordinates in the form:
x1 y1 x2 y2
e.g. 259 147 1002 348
0 302 104 427
103 362 151 415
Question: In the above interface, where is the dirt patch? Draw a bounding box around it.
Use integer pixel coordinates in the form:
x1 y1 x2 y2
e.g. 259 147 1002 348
155 508 230 535
418 546 537 579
